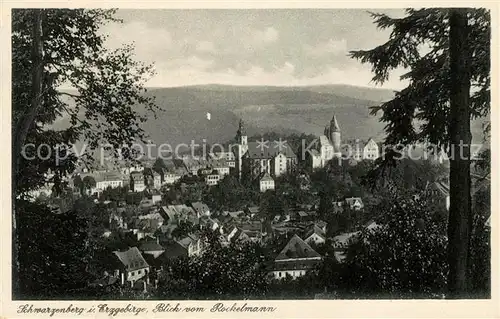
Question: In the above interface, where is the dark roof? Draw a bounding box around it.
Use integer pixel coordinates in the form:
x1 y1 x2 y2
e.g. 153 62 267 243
305 225 326 239
160 206 177 220
89 274 120 287
191 201 209 214
274 258 321 271
245 141 296 159
315 220 327 229
139 241 164 252
113 247 149 271
142 253 164 268
130 171 144 180
238 221 262 231
260 172 274 182
275 235 321 261
298 211 309 217
247 206 260 213
230 228 251 243
345 197 364 209
227 211 244 218
177 233 199 249
160 242 188 260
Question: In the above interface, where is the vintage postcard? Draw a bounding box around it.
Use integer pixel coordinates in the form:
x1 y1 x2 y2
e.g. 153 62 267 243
1 1 498 318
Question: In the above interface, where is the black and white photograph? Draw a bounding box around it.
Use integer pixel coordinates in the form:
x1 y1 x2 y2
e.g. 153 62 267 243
6 5 494 307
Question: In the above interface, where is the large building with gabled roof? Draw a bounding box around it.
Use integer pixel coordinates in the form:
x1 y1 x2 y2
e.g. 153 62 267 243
232 119 297 180
271 234 322 280
112 247 150 285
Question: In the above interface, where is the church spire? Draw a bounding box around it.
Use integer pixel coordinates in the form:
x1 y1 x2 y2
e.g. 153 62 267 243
237 119 246 136
330 114 340 132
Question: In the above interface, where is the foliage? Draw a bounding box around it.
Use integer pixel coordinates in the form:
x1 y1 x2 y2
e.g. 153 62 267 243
468 215 490 298
73 175 84 194
171 221 198 240
12 9 157 195
99 185 129 202
152 158 167 175
203 175 258 211
350 9 490 147
157 232 268 299
125 191 144 205
259 190 289 218
82 175 96 190
16 201 95 299
350 9 490 297
340 189 448 298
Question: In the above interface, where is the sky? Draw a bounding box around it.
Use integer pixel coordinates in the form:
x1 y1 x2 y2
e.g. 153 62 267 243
99 9 409 89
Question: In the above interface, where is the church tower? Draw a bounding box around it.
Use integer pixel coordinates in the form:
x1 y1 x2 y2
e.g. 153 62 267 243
236 119 247 146
329 114 341 155
235 119 248 180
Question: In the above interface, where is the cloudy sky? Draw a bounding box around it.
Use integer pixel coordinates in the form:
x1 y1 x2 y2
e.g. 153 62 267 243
100 9 409 89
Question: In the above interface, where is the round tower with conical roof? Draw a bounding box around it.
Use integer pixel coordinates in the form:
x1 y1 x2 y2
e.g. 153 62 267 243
329 114 341 155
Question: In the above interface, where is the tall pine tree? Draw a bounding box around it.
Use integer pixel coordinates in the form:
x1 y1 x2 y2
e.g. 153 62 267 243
350 8 490 297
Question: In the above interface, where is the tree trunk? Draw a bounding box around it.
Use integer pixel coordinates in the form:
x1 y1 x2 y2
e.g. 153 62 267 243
13 9 45 197
447 8 472 298
12 9 44 298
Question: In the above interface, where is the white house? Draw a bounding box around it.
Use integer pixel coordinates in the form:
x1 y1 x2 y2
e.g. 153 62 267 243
139 241 165 259
113 247 149 285
205 173 221 186
90 172 124 195
191 201 211 216
152 171 162 189
259 172 275 192
210 158 231 176
363 138 380 160
304 225 326 245
177 234 204 257
163 171 182 185
271 235 322 280
345 197 364 210
130 171 146 193
271 153 288 177
210 151 236 168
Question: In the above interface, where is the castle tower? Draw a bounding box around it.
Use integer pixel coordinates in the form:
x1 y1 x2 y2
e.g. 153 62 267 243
329 114 341 155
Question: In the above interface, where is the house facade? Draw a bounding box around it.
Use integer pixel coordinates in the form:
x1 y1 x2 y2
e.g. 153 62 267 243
304 225 326 245
177 233 204 257
271 235 322 280
233 120 297 180
130 171 146 192
259 172 275 192
205 173 221 186
112 247 150 285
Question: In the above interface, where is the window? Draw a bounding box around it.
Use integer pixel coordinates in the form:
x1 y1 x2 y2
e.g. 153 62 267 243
138 269 142 275
131 271 135 276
